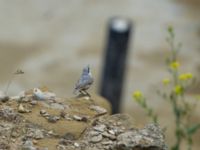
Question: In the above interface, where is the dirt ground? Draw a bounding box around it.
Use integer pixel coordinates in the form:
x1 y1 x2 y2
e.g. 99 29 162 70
0 0 200 149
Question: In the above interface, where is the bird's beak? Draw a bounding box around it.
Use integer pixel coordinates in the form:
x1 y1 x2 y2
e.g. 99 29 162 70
87 65 90 73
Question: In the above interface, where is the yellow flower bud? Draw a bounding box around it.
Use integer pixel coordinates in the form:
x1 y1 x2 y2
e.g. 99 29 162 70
179 74 187 81
170 61 180 70
133 90 143 102
186 73 193 79
179 73 193 81
162 78 170 85
173 85 183 95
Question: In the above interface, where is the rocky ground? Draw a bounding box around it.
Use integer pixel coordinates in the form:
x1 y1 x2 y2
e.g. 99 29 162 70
0 88 166 150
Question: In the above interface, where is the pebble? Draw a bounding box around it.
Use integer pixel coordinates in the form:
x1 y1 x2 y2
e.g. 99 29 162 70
32 140 38 145
34 129 44 139
48 130 54 135
74 142 79 147
93 124 106 132
90 134 103 143
89 105 107 116
18 104 31 113
102 132 116 140
73 115 83 121
108 130 115 135
40 109 47 115
22 140 36 150
63 133 75 140
33 88 56 100
11 131 19 138
73 115 88 122
30 100 37 105
89 131 100 136
48 115 60 123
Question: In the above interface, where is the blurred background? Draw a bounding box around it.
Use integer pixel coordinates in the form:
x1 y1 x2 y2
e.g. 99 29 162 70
0 0 200 149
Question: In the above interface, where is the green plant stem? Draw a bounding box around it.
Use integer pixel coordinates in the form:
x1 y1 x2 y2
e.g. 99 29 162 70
171 97 182 150
187 135 192 150
140 100 158 124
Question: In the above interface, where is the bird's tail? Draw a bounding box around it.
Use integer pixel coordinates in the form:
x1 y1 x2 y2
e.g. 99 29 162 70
73 88 78 95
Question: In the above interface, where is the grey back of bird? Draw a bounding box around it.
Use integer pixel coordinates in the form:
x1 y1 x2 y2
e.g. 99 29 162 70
74 66 94 93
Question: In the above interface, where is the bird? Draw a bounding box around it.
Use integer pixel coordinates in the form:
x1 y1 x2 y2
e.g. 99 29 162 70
74 65 94 96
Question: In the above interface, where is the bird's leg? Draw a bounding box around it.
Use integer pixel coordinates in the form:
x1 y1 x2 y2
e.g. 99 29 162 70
79 90 85 95
83 90 91 97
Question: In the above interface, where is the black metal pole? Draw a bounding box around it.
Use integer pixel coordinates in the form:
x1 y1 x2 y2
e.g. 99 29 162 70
99 17 132 114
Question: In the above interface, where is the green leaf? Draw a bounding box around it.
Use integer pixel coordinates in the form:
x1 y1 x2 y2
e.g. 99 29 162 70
187 123 200 135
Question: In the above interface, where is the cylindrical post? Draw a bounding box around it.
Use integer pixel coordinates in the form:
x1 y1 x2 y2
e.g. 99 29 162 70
99 17 132 114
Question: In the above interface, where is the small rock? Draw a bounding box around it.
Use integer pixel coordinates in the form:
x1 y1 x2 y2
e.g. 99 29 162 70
89 105 107 116
59 139 73 145
108 130 115 135
74 142 79 147
48 130 54 135
90 134 103 143
102 132 116 140
60 111 66 118
30 100 37 105
93 124 106 132
40 109 47 115
63 133 75 140
20 96 31 102
18 104 30 113
48 115 60 123
22 140 36 150
73 115 88 122
32 140 38 145
11 131 19 138
33 88 56 100
34 129 44 139
73 115 82 121
89 131 100 136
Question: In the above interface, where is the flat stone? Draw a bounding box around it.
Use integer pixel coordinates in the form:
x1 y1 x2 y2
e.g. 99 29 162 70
90 134 103 143
108 129 115 135
18 104 31 113
40 109 47 115
102 132 116 140
89 131 100 136
48 115 60 123
93 124 106 132
89 105 107 116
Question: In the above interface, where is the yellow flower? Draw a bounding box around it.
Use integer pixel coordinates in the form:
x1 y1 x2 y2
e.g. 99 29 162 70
179 74 187 81
186 73 193 79
170 61 180 70
162 78 170 85
133 90 143 102
179 73 193 81
173 85 183 95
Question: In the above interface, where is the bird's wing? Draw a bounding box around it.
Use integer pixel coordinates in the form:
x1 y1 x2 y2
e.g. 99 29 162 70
75 75 93 90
